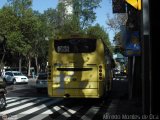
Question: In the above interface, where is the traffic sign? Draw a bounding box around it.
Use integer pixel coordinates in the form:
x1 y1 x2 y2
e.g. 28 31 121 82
125 0 141 10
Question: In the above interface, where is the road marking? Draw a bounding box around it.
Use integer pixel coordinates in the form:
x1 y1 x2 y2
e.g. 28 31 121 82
54 106 82 120
80 106 100 120
6 97 20 103
7 98 38 107
1 97 101 120
8 99 62 120
29 109 54 120
6 97 14 100
0 98 49 115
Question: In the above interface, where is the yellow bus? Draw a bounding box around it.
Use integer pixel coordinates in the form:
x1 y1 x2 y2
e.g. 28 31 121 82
47 35 114 98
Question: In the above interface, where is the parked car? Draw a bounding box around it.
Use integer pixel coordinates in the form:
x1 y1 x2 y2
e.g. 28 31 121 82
3 71 28 84
0 77 7 111
36 73 48 92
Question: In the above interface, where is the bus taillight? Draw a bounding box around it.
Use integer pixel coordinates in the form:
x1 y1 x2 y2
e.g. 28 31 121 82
99 65 103 80
99 73 102 76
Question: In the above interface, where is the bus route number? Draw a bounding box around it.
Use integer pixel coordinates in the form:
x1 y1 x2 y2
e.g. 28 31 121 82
57 46 69 52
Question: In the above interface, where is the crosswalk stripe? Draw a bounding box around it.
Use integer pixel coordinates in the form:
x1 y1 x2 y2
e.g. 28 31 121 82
6 98 20 103
30 105 81 120
54 106 82 120
8 99 62 120
29 105 62 120
80 106 100 120
29 109 53 120
6 97 15 100
7 98 38 107
0 98 49 115
2 97 101 120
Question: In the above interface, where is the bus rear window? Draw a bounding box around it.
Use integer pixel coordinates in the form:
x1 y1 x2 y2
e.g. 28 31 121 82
54 39 96 53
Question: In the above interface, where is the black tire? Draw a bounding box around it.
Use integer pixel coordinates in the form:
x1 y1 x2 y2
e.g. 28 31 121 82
0 95 7 111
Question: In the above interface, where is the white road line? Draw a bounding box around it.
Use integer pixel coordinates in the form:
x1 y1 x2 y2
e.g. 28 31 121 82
7 98 38 107
9 99 62 120
6 97 14 100
29 106 61 120
0 98 49 115
29 110 53 120
80 106 100 120
6 98 20 103
54 106 82 120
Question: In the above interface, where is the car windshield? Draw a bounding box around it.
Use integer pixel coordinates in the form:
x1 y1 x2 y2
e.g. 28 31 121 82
13 72 23 76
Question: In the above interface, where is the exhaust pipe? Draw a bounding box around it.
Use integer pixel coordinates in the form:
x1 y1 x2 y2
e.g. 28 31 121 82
64 94 70 98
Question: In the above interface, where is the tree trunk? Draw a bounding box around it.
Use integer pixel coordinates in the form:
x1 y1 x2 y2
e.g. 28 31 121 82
28 57 31 77
19 57 22 72
0 37 6 71
35 56 39 75
0 53 5 71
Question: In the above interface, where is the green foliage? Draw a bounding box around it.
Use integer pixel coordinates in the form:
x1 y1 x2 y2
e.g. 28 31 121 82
0 6 18 36
0 0 111 72
73 0 102 29
43 8 58 38
55 0 102 35
0 0 48 68
86 24 113 53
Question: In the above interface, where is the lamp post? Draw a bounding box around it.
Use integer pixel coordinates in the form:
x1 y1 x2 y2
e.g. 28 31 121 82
141 0 151 114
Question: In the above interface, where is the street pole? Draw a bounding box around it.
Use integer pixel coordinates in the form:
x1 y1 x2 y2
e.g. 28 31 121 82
141 0 152 114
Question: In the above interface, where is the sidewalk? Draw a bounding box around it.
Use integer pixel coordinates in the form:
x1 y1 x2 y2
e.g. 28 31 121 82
106 79 142 115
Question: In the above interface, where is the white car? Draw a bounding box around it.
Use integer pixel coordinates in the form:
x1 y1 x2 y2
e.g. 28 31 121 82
3 71 28 84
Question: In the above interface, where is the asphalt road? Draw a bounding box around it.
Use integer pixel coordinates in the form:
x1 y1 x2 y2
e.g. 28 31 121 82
5 78 47 97
1 77 142 120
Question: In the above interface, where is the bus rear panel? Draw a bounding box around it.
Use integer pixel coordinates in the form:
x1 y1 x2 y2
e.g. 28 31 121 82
48 37 111 98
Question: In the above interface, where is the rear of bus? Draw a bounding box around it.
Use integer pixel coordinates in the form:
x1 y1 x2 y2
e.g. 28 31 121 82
47 37 107 98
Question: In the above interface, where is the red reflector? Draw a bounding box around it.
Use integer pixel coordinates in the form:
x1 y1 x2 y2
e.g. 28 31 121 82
99 73 102 76
99 65 102 69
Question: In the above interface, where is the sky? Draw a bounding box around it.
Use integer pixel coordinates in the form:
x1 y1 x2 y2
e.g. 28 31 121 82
0 0 114 42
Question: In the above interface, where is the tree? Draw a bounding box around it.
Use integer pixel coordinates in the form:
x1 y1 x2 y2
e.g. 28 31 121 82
43 8 58 38
0 0 45 76
106 14 127 53
0 6 20 70
73 0 102 29
86 24 112 53
32 11 49 74
6 0 35 75
55 0 102 35
106 13 127 33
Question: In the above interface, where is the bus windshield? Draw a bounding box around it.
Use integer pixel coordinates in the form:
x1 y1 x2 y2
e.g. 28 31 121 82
54 38 96 53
